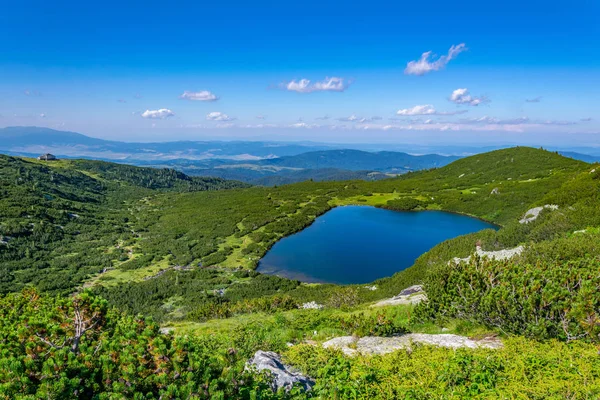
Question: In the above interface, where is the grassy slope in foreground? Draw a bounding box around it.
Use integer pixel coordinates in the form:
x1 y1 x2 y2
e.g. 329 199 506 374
2 147 600 398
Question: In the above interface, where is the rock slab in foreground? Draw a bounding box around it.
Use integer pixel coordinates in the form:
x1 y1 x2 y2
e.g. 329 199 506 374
247 350 314 392
323 334 503 356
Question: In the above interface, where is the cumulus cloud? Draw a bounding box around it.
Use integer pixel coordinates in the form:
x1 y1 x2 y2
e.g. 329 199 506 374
404 43 467 76
282 77 350 93
206 111 235 121
526 96 542 103
449 88 488 106
396 105 467 116
39 113 46 118
180 90 219 101
141 109 175 119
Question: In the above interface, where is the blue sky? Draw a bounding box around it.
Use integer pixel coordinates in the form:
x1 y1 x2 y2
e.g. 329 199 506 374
1 0 599 145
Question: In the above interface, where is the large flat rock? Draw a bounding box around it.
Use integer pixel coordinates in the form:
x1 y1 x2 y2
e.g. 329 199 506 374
322 333 503 356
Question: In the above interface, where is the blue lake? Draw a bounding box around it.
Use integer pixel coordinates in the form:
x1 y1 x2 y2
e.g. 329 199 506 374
257 206 497 284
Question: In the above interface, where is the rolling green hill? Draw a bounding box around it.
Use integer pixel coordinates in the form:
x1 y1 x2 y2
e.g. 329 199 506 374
0 155 248 293
2 147 600 398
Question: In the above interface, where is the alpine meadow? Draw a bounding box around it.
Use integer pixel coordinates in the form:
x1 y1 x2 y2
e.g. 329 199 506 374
2 0 600 398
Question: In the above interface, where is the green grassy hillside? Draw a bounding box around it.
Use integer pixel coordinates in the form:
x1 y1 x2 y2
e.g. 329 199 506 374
0 155 248 293
2 147 600 398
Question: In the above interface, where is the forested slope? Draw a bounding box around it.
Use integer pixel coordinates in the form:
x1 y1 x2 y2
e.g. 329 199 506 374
0 155 247 293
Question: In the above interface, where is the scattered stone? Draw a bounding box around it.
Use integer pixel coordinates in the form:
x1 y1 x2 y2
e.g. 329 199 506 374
490 187 499 195
452 245 524 265
363 285 378 291
322 334 502 356
398 285 423 296
159 327 173 335
459 173 465 178
247 351 314 392
214 288 226 297
519 204 559 224
371 285 427 307
301 301 324 310
574 229 587 234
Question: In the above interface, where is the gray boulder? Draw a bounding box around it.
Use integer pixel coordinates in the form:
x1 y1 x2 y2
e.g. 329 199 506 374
247 350 314 392
371 285 427 307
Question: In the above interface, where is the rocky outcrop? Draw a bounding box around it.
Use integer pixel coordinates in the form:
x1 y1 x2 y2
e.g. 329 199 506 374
301 301 324 310
247 351 314 392
452 245 524 265
371 285 427 307
519 204 558 224
323 334 502 356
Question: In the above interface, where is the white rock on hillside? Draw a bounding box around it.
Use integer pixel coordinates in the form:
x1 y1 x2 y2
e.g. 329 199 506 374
371 285 427 307
247 351 314 392
323 334 502 356
519 204 558 224
452 245 524 265
302 301 324 310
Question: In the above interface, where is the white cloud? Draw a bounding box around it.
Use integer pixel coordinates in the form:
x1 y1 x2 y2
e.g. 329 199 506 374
405 43 467 76
460 116 577 126
206 111 235 121
283 77 350 93
460 116 530 125
396 105 467 116
337 114 361 122
526 96 542 103
449 88 488 106
141 109 175 119
290 122 322 129
39 113 46 118
180 90 219 101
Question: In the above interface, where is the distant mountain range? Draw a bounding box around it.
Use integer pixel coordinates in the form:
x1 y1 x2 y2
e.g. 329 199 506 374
0 126 333 160
1 126 599 186
127 150 461 185
559 151 600 164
